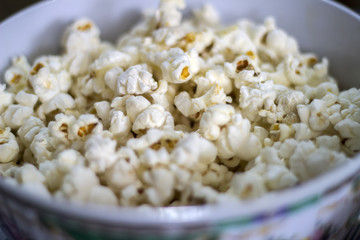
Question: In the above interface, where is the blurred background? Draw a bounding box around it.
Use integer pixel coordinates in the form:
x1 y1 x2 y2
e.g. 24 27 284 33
0 0 359 22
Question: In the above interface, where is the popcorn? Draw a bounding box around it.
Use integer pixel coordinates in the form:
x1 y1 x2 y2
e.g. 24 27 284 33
109 110 132 137
30 128 57 164
84 134 117 173
0 84 14 114
228 172 267 199
125 96 151 122
161 48 193 83
334 119 360 152
117 64 158 95
15 90 38 108
133 104 174 133
0 127 20 163
216 113 261 161
225 55 267 86
143 168 175 206
18 116 45 147
70 114 103 140
2 104 33 129
199 104 235 141
105 158 137 190
62 18 100 76
37 93 75 118
174 83 229 117
55 149 85 172
58 166 99 202
89 185 118 206
170 133 217 168
48 114 76 144
4 56 31 93
1 1 359 208
29 56 71 103
157 0 185 28
308 99 330 131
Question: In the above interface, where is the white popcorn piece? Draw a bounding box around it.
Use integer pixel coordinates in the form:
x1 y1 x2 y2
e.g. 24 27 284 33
119 180 145 206
140 147 170 168
14 164 45 184
15 90 38 108
39 160 64 191
30 127 57 164
109 110 132 137
55 149 85 173
205 66 232 94
0 84 14 114
334 119 360 152
94 101 111 127
117 64 158 95
228 172 267 199
127 128 182 154
259 28 299 62
170 133 217 168
125 96 151 122
105 158 137 190
189 182 220 204
193 4 220 26
38 93 75 117
58 166 99 202
202 163 233 191
29 56 71 103
132 104 174 134
62 18 101 76
308 99 330 131
90 50 132 82
48 114 76 144
85 134 117 173
216 113 261 161
239 81 277 121
151 80 170 109
225 55 266 87
62 18 100 55
2 104 33 129
291 123 316 141
89 185 118 206
161 48 193 83
143 167 175 206
0 127 20 163
17 116 45 147
71 114 103 140
4 56 31 93
174 83 229 117
315 135 341 151
105 67 123 91
157 0 185 28
199 104 235 141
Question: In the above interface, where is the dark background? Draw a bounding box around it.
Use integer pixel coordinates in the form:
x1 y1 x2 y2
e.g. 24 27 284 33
0 0 359 22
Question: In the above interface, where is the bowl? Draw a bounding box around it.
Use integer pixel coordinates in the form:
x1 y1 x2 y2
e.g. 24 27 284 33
1 0 360 239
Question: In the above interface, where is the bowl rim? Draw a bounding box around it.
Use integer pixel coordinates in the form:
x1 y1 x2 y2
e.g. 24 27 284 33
0 0 360 228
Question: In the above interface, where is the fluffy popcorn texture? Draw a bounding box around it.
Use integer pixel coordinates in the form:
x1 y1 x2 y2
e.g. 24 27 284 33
1 1 360 208
84 134 117 173
117 64 158 95
0 128 20 163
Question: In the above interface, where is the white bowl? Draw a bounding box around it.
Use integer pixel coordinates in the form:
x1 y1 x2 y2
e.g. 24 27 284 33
0 0 360 239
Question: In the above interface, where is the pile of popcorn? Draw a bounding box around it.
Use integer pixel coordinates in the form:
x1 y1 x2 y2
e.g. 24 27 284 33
1 0 360 207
